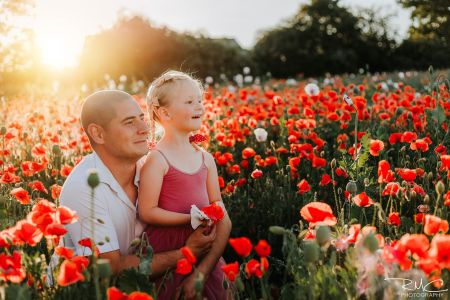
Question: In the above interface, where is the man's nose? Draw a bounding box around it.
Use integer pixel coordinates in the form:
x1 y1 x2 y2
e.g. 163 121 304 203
138 119 150 135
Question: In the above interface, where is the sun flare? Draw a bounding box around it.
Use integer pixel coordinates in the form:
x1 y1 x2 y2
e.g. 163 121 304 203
36 34 80 69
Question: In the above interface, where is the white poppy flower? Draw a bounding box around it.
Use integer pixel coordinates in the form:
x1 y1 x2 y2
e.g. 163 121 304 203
305 83 320 96
254 128 268 142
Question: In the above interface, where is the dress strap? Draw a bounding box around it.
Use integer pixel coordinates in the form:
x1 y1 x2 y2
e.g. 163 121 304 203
155 149 171 167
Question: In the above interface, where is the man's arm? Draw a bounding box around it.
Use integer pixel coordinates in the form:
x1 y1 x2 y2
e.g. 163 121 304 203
99 225 216 278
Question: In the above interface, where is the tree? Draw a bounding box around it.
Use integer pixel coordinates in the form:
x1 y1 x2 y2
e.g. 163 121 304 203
252 0 397 77
0 0 35 73
395 0 450 70
79 15 250 84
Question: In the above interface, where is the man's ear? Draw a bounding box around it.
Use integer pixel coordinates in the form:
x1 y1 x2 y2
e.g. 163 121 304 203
87 123 106 144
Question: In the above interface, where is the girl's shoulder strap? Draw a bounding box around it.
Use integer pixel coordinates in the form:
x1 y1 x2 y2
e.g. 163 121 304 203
153 149 171 167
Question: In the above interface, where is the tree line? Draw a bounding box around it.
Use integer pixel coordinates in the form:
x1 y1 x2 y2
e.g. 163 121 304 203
0 0 449 89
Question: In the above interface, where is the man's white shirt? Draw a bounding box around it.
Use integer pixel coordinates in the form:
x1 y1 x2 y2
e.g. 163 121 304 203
60 152 146 256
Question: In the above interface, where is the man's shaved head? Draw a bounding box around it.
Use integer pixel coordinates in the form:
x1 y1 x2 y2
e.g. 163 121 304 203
81 90 134 144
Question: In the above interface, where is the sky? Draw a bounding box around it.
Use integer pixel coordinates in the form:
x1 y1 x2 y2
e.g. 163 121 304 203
34 0 412 69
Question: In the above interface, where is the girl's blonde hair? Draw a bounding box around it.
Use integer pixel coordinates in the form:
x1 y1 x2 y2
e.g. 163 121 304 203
145 70 203 148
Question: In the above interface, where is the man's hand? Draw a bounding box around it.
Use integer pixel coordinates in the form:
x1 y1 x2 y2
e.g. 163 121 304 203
185 225 216 258
176 270 204 300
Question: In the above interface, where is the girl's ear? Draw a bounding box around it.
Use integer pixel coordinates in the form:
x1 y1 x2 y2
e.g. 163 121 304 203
158 107 171 121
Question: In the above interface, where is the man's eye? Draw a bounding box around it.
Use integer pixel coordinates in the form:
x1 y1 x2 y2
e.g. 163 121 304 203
125 121 133 125
187 101 193 104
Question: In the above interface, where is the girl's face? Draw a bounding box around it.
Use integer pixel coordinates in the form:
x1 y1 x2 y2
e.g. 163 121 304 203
159 79 204 132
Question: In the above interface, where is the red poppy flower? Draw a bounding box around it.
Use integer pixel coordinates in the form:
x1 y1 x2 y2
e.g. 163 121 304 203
320 174 332 186
304 229 316 240
229 237 253 258
401 131 417 143
428 234 450 269
221 261 239 282
389 133 402 145
397 168 417 182
28 180 48 194
128 292 154 300
56 206 78 225
55 246 74 260
175 258 192 275
352 192 375 207
218 176 225 188
10 188 30 205
72 256 89 272
0 171 20 184
382 182 400 196
444 191 450 206
242 147 256 159
369 139 384 156
424 215 449 235
254 240 271 258
201 202 224 224
335 167 348 178
251 169 263 179
441 155 450 170
388 212 401 226
180 247 197 265
434 144 446 155
57 260 85 286
297 179 310 194
410 138 429 152
245 259 264 278
378 160 394 183
0 251 26 283
51 184 62 200
11 220 43 246
399 234 429 258
45 223 67 237
300 202 337 227
60 165 73 177
311 155 326 168
414 213 425 224
107 287 128 300
343 224 361 244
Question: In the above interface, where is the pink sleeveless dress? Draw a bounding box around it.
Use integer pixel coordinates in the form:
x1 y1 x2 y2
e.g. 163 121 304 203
144 149 228 300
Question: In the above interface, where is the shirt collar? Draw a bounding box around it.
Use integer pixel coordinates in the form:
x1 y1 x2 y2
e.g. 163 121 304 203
91 152 145 210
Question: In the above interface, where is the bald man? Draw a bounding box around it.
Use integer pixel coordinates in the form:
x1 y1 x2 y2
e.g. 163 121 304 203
58 90 215 276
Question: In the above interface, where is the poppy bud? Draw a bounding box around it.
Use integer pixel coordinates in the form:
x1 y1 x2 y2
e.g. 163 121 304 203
436 180 445 195
400 146 406 152
0 127 6 135
364 178 370 187
363 233 379 253
303 241 320 263
346 180 357 194
331 159 337 168
269 226 286 235
97 258 112 278
424 195 430 203
427 172 434 182
87 169 100 188
130 238 141 247
417 204 429 213
315 225 331 246
52 145 61 155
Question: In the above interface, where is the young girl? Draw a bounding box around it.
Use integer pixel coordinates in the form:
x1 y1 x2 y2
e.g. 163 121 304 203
138 70 231 300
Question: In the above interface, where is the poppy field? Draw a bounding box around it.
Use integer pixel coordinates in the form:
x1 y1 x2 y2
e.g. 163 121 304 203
0 69 449 299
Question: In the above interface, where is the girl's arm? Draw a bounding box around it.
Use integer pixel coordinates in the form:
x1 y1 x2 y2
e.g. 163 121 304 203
195 151 232 276
138 151 190 226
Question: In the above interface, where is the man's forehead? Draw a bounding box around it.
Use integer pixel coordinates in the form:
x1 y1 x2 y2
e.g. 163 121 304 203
112 99 144 119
